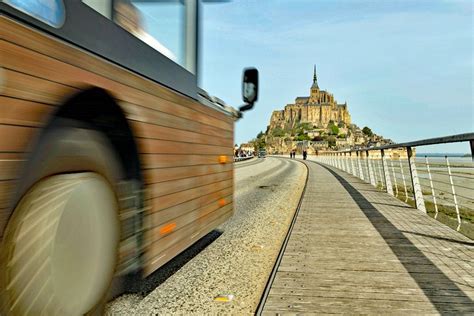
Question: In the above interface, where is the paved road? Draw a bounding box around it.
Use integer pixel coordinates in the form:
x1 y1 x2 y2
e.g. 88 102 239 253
107 157 306 314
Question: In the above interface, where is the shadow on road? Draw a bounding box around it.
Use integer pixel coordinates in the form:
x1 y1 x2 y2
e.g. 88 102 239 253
120 230 222 297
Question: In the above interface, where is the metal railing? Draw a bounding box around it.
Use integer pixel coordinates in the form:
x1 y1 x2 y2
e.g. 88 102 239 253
313 133 474 235
234 156 254 162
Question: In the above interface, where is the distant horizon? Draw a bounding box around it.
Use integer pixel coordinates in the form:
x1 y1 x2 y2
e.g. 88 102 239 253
416 152 471 156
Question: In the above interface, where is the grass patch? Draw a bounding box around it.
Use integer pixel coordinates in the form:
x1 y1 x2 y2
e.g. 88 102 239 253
393 185 473 239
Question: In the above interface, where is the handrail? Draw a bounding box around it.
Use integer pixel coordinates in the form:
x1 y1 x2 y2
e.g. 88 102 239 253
333 133 474 153
313 132 473 237
234 156 254 162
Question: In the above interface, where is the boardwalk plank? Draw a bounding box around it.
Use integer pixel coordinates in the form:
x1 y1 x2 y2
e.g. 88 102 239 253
261 160 474 314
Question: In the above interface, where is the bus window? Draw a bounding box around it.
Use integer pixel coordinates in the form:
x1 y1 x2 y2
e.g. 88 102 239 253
4 0 66 27
113 0 196 74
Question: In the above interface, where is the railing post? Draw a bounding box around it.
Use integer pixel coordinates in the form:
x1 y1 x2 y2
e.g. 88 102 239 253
446 156 461 231
350 152 356 177
376 154 384 189
372 156 378 186
390 158 398 197
425 156 438 219
345 153 349 172
344 153 349 172
381 149 394 195
470 139 474 162
373 156 379 188
366 150 376 186
399 158 408 202
357 151 364 180
407 146 426 213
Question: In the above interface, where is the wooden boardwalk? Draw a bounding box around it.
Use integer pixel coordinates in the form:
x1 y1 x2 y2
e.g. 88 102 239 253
261 161 474 314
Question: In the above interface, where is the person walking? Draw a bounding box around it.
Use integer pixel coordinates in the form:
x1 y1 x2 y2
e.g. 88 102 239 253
303 150 307 160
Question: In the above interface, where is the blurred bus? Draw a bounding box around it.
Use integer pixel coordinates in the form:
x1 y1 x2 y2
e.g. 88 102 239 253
0 0 257 314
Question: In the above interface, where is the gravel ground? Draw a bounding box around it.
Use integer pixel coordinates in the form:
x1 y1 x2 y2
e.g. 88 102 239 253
106 157 306 315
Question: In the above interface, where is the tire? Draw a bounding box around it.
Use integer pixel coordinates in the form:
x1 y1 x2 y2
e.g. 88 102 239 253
0 173 120 315
0 121 124 315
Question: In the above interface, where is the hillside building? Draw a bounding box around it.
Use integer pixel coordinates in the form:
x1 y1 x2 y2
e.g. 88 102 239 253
269 66 351 131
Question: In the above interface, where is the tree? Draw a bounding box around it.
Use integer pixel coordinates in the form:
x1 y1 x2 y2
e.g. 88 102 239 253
300 122 312 131
272 127 285 137
296 134 311 141
312 136 322 141
327 136 336 147
254 137 266 150
330 125 339 135
362 126 373 137
257 131 265 139
338 122 345 128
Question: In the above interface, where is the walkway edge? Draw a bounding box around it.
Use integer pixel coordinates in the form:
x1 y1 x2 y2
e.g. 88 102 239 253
255 159 309 315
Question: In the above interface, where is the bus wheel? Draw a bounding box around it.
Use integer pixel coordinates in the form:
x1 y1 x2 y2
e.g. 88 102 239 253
0 172 119 315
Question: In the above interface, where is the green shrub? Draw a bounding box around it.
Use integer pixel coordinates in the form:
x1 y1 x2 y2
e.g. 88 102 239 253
272 127 285 137
330 125 339 135
362 126 373 137
296 134 311 141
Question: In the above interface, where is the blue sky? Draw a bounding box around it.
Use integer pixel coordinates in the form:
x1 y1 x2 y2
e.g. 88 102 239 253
199 0 473 153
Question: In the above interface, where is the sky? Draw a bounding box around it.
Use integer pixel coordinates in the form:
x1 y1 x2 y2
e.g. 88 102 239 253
199 0 473 153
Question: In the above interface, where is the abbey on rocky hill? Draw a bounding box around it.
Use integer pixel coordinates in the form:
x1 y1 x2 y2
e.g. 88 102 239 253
269 66 351 130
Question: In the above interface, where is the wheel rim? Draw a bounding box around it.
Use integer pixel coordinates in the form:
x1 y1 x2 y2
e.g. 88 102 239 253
1 173 119 315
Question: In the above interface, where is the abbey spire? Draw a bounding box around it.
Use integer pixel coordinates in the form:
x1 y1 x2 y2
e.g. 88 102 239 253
311 65 319 90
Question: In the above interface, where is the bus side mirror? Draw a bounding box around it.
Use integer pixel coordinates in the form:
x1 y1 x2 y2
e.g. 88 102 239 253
239 68 258 113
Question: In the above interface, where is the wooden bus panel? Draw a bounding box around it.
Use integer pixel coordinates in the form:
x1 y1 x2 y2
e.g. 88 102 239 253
137 138 233 155
148 179 233 213
141 154 234 169
0 96 52 127
0 159 22 181
144 209 233 275
123 103 233 139
145 202 233 248
144 164 233 184
146 171 233 198
0 16 235 276
1 36 233 131
130 122 232 147
2 18 231 123
145 187 233 228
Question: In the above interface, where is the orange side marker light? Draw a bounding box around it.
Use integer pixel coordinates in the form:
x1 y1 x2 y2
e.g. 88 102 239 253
159 222 176 235
218 155 227 164
218 198 227 207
